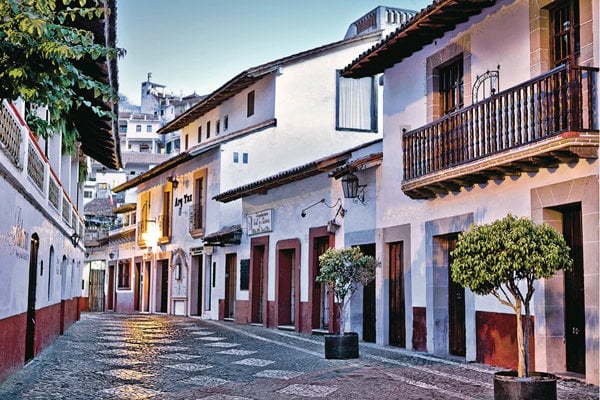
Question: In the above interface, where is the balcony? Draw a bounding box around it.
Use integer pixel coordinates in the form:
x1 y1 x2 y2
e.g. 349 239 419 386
402 64 598 199
188 203 204 238
157 213 171 244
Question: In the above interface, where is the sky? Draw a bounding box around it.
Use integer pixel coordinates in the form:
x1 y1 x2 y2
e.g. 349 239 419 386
116 0 432 105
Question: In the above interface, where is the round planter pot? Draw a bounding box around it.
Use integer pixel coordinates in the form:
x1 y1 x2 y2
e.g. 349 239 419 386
494 371 557 400
324 332 359 359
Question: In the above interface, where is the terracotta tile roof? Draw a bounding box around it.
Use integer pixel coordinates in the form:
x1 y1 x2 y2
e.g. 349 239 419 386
213 139 381 203
342 0 496 78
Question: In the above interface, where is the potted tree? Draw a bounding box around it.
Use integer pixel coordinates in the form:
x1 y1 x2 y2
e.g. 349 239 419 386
450 214 572 400
316 246 378 359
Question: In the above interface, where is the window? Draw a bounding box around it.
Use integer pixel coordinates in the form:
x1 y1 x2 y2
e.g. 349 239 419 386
242 153 248 164
84 190 93 198
136 125 141 132
197 126 202 143
216 120 220 134
98 182 107 190
117 261 130 289
206 121 211 139
439 58 464 114
550 0 579 67
146 125 152 132
140 144 150 153
336 72 377 131
185 134 189 150
233 152 239 163
160 187 172 240
119 124 127 133
224 115 229 131
189 173 206 234
139 191 151 245
247 91 255 117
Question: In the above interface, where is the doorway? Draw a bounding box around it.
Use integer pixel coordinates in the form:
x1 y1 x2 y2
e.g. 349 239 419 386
157 260 169 313
134 262 141 311
190 255 203 316
250 240 267 324
89 266 105 312
107 264 115 311
25 234 39 362
361 244 376 343
312 236 330 331
447 234 465 357
560 204 585 375
224 253 237 319
388 242 405 347
143 261 151 312
277 248 295 327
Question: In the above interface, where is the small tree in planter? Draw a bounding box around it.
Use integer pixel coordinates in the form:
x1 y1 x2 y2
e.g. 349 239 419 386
316 247 378 359
451 214 572 399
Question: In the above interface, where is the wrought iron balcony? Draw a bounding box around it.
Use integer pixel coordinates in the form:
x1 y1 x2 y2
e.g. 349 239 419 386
402 63 598 199
188 202 204 238
157 213 171 243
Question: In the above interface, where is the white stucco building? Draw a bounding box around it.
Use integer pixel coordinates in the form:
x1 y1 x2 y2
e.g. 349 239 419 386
109 6 414 322
343 0 599 385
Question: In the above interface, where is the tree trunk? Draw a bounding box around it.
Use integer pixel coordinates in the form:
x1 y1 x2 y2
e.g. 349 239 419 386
524 301 531 377
515 298 526 377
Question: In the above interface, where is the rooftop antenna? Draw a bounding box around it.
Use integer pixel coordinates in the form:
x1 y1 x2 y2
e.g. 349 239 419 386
147 72 152 82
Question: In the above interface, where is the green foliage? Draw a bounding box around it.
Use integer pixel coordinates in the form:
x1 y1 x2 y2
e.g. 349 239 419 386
0 0 121 150
450 214 572 377
317 247 379 333
317 247 378 304
451 214 572 299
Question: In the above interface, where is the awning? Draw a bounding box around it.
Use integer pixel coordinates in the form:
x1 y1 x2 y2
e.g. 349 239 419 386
203 225 242 247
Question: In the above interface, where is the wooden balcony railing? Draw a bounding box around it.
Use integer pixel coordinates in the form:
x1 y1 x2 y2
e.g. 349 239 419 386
403 64 598 191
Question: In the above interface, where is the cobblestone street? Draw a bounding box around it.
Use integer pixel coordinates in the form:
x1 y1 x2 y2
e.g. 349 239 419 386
0 313 597 399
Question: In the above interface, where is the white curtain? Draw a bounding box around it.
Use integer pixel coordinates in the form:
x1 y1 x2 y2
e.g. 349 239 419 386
338 76 373 130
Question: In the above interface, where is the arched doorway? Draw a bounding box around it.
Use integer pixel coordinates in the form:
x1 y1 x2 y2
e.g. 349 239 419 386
170 249 189 316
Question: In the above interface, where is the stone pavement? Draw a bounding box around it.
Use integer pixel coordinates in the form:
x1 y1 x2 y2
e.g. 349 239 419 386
0 313 597 399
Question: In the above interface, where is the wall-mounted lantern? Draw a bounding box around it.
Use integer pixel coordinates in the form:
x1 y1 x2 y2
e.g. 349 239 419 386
167 175 179 189
70 232 80 247
342 172 366 204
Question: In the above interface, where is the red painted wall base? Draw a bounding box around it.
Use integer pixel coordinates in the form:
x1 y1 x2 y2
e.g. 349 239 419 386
476 311 535 371
0 297 82 385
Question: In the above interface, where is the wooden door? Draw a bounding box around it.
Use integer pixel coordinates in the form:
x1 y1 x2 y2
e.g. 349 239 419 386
362 244 376 343
250 244 265 323
160 260 168 313
134 262 141 311
195 256 203 316
107 264 115 311
562 204 585 374
312 237 329 330
448 234 466 357
389 242 405 347
25 234 39 362
89 269 105 312
143 261 151 312
277 249 294 326
224 253 237 319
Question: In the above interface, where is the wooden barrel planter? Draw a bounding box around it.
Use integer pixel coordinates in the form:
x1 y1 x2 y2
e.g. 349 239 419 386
494 371 557 400
324 332 359 359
